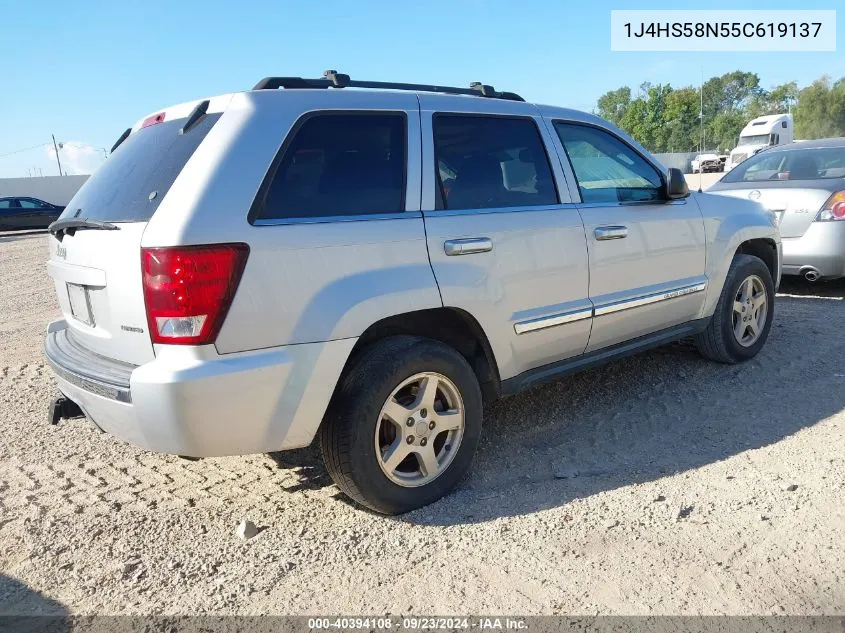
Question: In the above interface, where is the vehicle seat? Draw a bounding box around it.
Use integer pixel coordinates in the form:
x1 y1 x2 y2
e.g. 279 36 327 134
788 154 819 180
448 154 506 209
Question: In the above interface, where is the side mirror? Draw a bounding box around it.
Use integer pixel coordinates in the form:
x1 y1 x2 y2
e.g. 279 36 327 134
666 167 690 199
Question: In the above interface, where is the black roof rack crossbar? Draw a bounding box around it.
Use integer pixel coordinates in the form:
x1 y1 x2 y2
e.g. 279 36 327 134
252 70 524 102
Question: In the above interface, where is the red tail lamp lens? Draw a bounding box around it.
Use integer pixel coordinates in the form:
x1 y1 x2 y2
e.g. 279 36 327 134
141 244 249 345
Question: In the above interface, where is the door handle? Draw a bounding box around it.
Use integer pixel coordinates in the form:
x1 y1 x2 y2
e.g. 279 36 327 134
444 237 493 256
594 226 628 241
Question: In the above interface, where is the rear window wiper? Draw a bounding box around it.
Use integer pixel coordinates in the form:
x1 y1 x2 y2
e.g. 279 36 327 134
49 217 120 241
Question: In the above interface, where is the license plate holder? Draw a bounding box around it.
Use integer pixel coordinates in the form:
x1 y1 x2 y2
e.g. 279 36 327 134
67 283 94 326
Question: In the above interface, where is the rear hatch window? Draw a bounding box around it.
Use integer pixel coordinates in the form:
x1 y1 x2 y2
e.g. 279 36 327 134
56 113 221 222
47 110 222 367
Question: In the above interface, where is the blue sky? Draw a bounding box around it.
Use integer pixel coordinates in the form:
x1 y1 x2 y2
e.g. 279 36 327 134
2 0 843 177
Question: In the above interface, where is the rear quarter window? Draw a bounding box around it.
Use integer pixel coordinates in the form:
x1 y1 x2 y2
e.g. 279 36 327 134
253 112 407 222
57 113 221 223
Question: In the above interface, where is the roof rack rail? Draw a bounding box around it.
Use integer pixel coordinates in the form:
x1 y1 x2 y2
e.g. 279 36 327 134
252 70 525 102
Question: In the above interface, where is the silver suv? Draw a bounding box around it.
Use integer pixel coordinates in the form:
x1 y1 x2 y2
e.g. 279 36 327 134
44 72 781 514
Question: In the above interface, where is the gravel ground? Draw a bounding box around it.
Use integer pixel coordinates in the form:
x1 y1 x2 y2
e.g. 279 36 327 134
1 230 844 616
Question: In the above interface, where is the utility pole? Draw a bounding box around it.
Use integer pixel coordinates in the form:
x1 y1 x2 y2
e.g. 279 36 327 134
699 67 704 193
51 134 63 176
699 67 704 153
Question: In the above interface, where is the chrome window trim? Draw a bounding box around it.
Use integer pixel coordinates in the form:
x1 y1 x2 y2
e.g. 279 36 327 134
514 307 593 335
252 211 422 226
594 282 707 317
423 203 578 218
578 199 687 210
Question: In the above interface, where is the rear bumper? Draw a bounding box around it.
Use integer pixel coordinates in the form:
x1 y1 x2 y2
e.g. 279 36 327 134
44 320 355 457
781 221 845 279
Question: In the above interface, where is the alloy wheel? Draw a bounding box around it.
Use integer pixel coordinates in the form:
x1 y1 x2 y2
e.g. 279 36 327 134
732 274 768 347
374 372 465 487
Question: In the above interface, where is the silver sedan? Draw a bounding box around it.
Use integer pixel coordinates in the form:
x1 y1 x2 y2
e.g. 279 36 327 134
709 138 845 281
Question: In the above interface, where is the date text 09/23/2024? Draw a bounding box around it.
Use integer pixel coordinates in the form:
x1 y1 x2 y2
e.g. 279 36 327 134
307 617 528 630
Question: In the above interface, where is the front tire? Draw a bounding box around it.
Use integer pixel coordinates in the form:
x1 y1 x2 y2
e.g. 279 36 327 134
695 254 775 363
320 336 482 514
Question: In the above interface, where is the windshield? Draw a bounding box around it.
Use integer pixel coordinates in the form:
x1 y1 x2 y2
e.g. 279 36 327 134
721 146 845 182
57 113 221 223
737 134 771 146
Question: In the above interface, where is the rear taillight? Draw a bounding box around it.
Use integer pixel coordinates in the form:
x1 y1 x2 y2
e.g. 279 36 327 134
141 244 249 345
816 191 845 222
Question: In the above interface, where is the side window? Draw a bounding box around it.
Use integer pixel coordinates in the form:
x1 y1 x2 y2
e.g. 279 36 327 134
433 115 558 210
741 153 786 181
18 199 46 209
0 200 11 210
554 122 663 204
257 112 406 221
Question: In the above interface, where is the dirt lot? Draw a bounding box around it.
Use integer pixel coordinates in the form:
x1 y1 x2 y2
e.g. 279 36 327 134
1 230 844 616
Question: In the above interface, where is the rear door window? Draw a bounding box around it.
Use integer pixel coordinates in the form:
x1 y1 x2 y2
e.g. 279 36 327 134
255 112 407 221
56 113 221 223
433 115 558 210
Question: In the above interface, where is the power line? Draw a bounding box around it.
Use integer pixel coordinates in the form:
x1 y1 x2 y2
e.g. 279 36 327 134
0 143 50 158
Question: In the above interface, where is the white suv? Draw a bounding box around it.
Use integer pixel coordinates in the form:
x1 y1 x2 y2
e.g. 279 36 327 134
45 71 781 514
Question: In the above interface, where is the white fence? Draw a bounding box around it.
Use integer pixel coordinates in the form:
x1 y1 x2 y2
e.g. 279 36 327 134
0 176 88 206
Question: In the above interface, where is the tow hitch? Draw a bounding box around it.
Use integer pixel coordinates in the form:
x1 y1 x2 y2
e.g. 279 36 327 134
48 396 84 425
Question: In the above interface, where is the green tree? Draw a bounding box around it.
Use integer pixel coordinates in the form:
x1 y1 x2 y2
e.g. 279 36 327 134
596 87 631 127
592 71 845 155
748 82 798 118
663 87 700 152
701 71 760 121
708 110 747 153
618 83 672 151
794 76 845 139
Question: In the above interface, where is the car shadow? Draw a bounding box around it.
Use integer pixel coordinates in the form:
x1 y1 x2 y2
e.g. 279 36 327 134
778 276 845 299
396 285 845 525
259 279 845 523
266 445 334 493
0 574 69 632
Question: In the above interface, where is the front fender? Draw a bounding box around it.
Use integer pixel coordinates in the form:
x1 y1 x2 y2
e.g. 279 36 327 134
695 192 781 318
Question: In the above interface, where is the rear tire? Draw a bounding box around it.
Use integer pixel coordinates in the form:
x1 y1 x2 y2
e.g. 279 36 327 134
695 254 775 364
320 336 482 514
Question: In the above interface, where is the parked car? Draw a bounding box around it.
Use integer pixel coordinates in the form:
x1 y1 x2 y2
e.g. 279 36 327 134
0 197 64 230
43 72 781 514
691 153 725 174
709 138 845 281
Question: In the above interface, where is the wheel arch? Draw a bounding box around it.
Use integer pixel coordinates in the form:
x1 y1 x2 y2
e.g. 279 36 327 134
340 307 501 403
735 238 779 284
699 208 781 319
